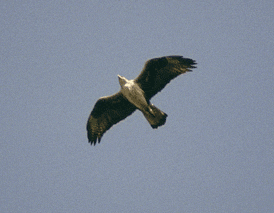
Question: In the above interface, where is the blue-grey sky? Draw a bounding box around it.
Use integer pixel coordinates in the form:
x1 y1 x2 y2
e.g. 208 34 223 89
1 1 273 212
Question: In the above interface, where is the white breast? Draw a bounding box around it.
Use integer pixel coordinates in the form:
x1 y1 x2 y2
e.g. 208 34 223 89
121 80 148 110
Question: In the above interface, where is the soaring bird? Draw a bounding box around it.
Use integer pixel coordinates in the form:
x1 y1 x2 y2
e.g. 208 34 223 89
87 55 196 145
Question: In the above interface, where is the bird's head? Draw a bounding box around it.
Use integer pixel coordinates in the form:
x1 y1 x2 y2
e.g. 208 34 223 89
118 75 127 87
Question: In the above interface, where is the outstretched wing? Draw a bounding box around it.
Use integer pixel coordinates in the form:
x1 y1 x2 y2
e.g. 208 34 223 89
86 92 136 145
134 56 196 100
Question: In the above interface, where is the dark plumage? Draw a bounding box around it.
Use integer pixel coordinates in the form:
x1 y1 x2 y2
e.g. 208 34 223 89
87 56 196 145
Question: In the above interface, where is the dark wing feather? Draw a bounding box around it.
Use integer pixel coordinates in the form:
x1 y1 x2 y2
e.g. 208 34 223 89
134 56 196 100
86 92 136 145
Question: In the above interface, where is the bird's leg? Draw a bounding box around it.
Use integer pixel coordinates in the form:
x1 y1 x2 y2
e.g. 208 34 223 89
147 105 156 116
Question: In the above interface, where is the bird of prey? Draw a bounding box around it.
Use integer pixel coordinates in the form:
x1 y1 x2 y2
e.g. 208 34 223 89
86 55 196 145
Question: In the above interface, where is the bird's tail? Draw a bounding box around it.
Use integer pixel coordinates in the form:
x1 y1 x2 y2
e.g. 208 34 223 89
142 104 167 129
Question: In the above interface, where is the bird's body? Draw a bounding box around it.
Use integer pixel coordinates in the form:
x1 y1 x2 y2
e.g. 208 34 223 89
87 55 196 145
118 74 167 128
118 75 147 112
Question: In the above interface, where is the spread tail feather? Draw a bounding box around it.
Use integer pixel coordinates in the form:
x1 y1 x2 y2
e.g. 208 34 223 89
142 104 167 129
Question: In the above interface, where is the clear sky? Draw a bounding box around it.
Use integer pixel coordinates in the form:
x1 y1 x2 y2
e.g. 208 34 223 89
1 1 273 212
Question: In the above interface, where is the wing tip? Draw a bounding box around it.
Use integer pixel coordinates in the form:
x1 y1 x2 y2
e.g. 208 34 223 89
166 55 197 68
